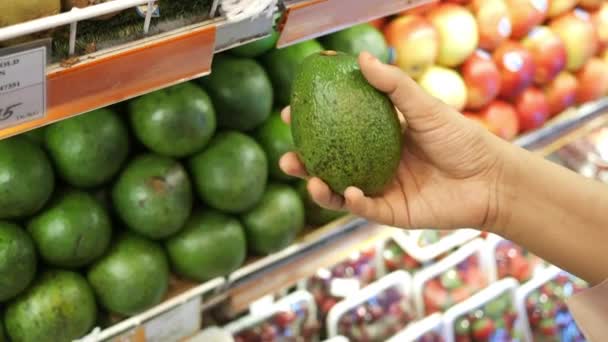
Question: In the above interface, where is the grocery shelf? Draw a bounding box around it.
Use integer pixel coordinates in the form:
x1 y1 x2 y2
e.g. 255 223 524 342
277 0 434 47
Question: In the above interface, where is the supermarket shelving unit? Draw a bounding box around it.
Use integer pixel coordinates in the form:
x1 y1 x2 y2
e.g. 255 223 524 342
2 0 608 340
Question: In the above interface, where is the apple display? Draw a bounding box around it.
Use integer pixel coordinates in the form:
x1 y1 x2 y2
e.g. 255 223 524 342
384 15 439 79
401 2 438 16
418 66 468 111
579 0 603 11
427 4 479 67
547 0 578 18
493 40 536 99
549 9 598 72
480 100 520 140
521 26 567 85
461 50 501 110
514 87 550 132
505 0 548 39
576 58 608 103
544 71 578 117
472 0 512 51
592 3 608 51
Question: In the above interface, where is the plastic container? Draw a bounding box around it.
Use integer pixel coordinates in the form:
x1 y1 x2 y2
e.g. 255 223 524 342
556 124 608 182
412 239 489 317
515 266 588 342
387 313 445 342
301 247 381 321
224 290 321 342
443 278 521 342
326 271 415 341
483 234 545 283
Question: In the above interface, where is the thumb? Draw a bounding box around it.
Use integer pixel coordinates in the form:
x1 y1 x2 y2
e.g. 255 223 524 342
358 52 459 132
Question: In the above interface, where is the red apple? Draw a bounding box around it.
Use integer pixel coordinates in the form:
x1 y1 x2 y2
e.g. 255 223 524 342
493 40 536 99
576 58 608 103
521 26 567 85
471 0 512 51
544 71 578 116
549 9 599 72
479 101 520 139
592 3 608 51
427 4 479 67
369 18 387 30
384 15 439 79
461 50 501 110
446 0 471 4
418 66 468 111
514 87 550 132
579 0 603 11
505 0 548 39
547 0 578 18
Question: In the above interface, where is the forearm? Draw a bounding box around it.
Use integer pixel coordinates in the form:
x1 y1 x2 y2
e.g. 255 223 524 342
495 139 608 284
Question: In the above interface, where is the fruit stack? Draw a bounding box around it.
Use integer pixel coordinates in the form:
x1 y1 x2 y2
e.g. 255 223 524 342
378 0 608 139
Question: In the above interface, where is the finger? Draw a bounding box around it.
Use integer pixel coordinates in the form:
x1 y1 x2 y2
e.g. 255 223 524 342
358 52 456 128
279 152 308 179
344 186 395 225
281 106 291 124
308 177 345 211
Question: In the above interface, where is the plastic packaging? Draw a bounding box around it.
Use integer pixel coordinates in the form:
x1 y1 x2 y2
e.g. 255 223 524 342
515 266 588 342
443 278 521 342
555 124 608 182
301 247 381 321
326 271 415 341
483 234 545 283
387 313 445 342
224 290 321 342
412 239 489 317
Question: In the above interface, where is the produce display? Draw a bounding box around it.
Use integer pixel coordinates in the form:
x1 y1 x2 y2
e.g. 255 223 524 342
485 234 543 283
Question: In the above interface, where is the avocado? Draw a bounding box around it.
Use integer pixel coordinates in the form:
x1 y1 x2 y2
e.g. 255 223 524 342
242 183 304 255
291 51 402 195
261 40 324 106
199 56 273 131
297 180 345 226
4 270 96 342
0 222 37 302
231 30 279 58
45 108 129 188
22 127 46 145
166 210 246 282
254 111 294 181
87 233 169 316
321 24 389 63
112 154 192 239
27 190 112 268
0 136 54 219
189 132 267 213
129 82 216 158
0 320 5 342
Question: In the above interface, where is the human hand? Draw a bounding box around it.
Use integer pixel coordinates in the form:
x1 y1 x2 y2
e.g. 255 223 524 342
280 52 509 231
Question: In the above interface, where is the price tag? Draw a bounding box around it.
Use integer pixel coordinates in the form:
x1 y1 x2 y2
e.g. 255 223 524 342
0 47 46 130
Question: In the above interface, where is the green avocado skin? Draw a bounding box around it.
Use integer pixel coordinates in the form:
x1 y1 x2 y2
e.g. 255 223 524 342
4 270 96 342
87 233 169 316
129 82 216 158
0 136 54 219
242 183 304 255
199 56 273 131
230 30 279 58
0 222 37 302
291 52 402 195
321 24 389 63
112 154 193 239
189 132 267 213
45 108 129 188
262 40 324 106
0 320 6 342
254 112 295 181
165 210 246 282
27 190 112 268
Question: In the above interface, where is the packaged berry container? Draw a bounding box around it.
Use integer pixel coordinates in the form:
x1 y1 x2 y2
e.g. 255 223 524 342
515 266 588 342
224 290 321 342
387 313 445 342
326 271 415 341
555 124 608 182
412 239 489 317
380 229 481 275
443 278 521 342
483 234 545 283
301 247 381 321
